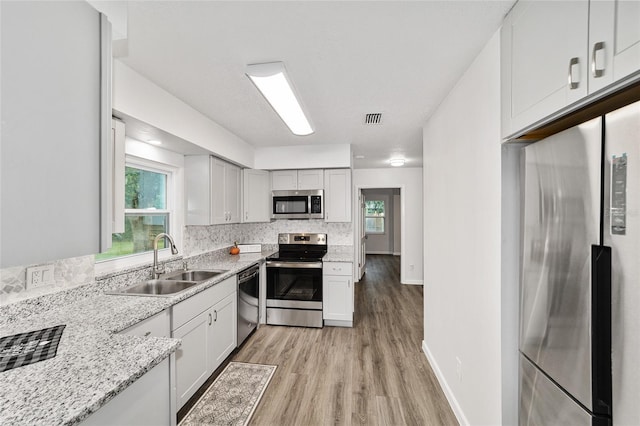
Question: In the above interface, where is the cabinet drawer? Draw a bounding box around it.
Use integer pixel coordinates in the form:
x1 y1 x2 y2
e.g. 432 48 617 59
172 276 236 331
120 309 170 338
323 262 353 276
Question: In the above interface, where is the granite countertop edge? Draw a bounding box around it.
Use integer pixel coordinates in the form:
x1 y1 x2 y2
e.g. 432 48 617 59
0 247 277 426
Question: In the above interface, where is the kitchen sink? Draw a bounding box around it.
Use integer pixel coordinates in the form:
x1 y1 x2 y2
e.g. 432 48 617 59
162 269 227 282
107 279 199 297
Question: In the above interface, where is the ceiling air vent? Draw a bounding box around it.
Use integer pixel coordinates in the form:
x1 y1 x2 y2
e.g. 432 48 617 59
364 113 382 125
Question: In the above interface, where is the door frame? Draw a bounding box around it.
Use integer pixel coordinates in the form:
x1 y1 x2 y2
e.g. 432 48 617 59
354 184 405 283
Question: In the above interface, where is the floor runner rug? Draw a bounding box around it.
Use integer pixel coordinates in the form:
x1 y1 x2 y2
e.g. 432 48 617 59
180 361 277 426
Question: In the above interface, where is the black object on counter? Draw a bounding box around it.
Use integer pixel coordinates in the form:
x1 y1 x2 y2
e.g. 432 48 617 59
0 324 66 372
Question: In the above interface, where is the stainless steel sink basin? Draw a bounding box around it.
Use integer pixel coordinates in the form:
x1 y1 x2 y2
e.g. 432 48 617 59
107 279 199 297
162 269 227 282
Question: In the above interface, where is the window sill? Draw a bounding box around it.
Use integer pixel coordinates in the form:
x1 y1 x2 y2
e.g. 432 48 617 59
95 249 182 277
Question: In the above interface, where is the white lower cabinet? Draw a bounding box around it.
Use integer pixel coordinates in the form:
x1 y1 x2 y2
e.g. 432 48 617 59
81 358 174 426
323 262 354 327
210 292 237 367
171 276 237 410
173 309 211 409
120 309 170 338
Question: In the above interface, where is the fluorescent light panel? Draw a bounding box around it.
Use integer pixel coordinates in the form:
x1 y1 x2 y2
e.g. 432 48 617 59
246 62 313 136
389 158 405 167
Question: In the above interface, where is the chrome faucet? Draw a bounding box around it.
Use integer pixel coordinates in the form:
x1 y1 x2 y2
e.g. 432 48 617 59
153 233 179 278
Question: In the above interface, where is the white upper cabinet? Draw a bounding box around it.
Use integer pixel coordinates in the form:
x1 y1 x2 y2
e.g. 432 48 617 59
324 169 352 223
271 170 298 190
298 169 324 190
271 169 324 190
0 1 111 267
588 0 640 94
501 0 589 138
242 169 271 223
221 159 241 224
211 158 241 224
502 0 640 139
185 156 242 225
185 156 211 225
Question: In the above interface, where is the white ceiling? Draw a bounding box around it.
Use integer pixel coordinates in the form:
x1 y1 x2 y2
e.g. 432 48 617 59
119 1 514 169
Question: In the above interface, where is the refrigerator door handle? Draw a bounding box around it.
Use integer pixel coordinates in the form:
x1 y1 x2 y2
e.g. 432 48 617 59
591 244 612 419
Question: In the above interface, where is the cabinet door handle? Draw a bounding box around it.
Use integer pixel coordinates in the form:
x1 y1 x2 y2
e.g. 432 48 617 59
245 211 248 220
347 280 350 288
214 310 218 322
592 41 605 78
568 57 580 89
208 313 212 326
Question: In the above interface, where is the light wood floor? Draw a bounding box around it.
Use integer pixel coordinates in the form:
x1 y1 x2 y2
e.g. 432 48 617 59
233 255 458 426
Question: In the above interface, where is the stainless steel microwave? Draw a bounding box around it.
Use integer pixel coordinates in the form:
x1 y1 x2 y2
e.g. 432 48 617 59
272 190 323 219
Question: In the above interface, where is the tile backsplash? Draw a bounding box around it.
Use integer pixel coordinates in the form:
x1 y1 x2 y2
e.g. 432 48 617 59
184 220 353 256
1 220 353 305
0 255 95 306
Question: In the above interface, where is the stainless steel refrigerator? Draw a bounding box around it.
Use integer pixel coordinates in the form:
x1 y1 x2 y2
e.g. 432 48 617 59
519 100 640 425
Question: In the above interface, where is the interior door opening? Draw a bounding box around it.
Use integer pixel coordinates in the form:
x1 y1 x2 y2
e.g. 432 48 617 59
355 187 402 282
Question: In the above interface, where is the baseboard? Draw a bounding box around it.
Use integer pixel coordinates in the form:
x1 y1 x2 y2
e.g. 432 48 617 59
422 340 468 426
401 279 423 285
365 251 394 255
324 319 353 327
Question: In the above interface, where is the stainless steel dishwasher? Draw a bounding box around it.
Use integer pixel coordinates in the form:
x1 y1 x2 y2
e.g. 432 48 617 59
237 264 259 347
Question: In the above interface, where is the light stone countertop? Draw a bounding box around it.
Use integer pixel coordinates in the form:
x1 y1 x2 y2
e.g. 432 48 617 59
0 247 277 426
323 245 355 263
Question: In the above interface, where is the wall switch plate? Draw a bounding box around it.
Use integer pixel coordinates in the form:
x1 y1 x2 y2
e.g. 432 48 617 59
26 264 55 289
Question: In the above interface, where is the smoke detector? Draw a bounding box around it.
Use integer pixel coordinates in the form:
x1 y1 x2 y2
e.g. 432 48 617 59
364 113 383 125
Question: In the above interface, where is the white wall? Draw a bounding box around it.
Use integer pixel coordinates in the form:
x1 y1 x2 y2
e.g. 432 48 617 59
254 144 351 170
113 60 255 167
422 30 510 425
353 168 422 284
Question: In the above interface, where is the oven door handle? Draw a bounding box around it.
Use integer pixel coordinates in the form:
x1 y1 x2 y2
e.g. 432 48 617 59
266 261 323 269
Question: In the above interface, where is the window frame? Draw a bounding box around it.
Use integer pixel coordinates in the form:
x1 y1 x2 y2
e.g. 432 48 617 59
95 154 181 274
364 199 386 235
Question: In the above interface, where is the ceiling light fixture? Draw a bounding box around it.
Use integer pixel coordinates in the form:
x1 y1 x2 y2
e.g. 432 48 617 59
389 158 405 167
147 140 162 146
245 62 314 136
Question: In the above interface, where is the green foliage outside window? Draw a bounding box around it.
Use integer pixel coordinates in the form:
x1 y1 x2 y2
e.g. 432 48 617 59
96 166 169 261
365 200 385 233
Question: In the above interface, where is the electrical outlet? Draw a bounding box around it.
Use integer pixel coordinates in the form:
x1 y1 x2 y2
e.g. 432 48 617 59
26 264 55 289
456 357 463 382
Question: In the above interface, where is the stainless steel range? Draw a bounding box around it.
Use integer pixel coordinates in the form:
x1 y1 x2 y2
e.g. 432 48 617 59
265 233 327 328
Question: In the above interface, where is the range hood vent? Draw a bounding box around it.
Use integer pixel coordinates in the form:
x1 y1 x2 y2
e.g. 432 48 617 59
364 113 382 124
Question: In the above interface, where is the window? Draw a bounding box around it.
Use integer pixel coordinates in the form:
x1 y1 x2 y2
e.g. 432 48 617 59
96 162 173 261
365 200 385 234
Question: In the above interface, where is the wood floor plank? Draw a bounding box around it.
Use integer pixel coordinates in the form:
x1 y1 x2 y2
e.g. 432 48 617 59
234 255 458 425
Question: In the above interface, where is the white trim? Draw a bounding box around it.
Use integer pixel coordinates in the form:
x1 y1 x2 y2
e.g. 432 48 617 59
95 152 184 274
422 340 468 426
402 279 423 285
365 250 394 255
393 252 401 256
94 248 175 275
354 184 406 284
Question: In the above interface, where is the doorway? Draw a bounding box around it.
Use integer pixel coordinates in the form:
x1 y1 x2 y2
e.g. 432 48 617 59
355 187 402 281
